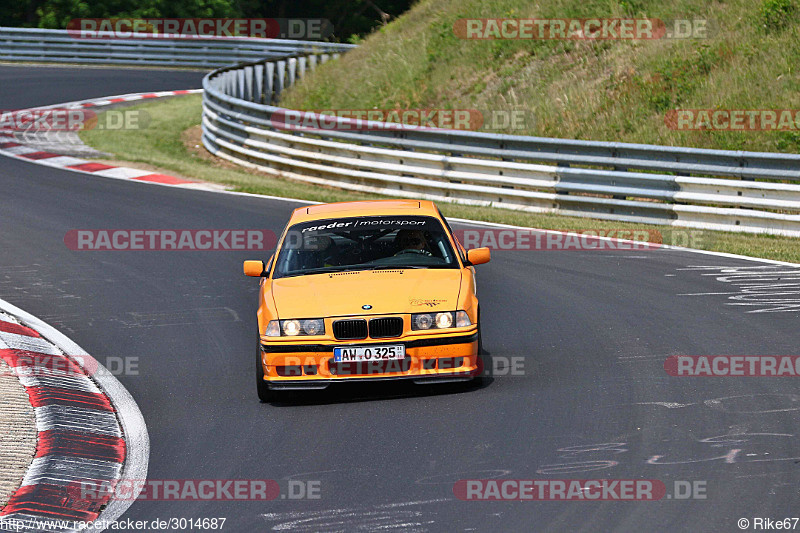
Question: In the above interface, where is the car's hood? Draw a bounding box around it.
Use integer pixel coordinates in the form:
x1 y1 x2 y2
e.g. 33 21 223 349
271 268 463 318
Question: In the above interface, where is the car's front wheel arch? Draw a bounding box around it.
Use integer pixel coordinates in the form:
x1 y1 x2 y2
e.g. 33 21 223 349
256 341 275 403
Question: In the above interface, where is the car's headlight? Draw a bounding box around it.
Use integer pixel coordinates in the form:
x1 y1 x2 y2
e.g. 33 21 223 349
301 319 324 335
265 320 281 337
412 311 471 330
265 319 325 337
283 319 302 336
435 312 453 328
413 313 434 330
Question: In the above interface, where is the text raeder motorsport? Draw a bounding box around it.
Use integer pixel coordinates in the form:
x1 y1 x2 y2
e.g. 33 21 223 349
301 219 428 233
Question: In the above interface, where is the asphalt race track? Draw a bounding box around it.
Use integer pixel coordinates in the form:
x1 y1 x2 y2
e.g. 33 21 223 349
1 66 799 532
0 65 206 108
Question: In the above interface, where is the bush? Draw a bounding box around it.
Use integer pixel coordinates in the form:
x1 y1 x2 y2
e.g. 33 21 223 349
761 0 797 30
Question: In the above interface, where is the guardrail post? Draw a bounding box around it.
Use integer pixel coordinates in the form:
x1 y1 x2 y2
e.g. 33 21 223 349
612 164 626 200
253 64 264 103
237 69 246 99
740 159 755 181
275 60 286 100
264 62 275 105
308 55 318 71
288 58 297 88
226 71 234 97
244 65 254 101
298 56 307 79
225 71 235 96
557 162 570 195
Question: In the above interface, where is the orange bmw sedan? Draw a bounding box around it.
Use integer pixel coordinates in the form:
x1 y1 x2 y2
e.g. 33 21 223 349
244 199 491 401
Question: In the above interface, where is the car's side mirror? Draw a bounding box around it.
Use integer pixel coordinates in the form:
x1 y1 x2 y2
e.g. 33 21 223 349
466 247 491 265
243 260 267 277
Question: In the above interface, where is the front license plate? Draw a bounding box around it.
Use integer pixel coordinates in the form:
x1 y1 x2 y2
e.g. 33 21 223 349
333 345 405 362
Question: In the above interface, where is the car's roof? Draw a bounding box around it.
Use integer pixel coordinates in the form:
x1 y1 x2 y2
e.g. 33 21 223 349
288 199 441 224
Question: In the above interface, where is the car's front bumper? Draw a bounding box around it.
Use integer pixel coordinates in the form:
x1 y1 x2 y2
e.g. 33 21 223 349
259 329 479 388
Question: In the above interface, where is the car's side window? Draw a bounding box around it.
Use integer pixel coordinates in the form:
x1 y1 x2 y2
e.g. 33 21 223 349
268 222 290 277
438 208 467 262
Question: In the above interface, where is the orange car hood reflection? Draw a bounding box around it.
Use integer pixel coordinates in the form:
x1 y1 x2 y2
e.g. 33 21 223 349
271 268 463 318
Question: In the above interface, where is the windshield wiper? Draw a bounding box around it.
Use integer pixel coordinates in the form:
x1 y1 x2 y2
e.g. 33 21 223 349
282 263 450 277
368 265 428 270
285 266 364 277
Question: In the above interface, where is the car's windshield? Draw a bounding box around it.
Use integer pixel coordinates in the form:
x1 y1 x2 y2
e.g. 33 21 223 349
273 215 459 278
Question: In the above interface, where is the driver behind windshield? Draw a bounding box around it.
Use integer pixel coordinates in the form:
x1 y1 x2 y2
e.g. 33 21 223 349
303 235 340 267
394 229 433 256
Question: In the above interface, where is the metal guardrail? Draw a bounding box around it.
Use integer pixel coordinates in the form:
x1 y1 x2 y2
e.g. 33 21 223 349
3 25 797 236
0 27 354 68
202 58 800 237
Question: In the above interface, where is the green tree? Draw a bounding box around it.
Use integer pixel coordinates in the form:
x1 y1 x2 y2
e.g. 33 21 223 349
0 0 414 41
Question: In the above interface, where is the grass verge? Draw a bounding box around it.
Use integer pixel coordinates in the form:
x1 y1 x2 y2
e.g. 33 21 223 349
79 94 800 263
281 0 800 154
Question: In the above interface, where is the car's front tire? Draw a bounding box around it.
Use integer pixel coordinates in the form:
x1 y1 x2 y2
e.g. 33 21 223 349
256 343 275 403
477 307 485 355
474 309 486 383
